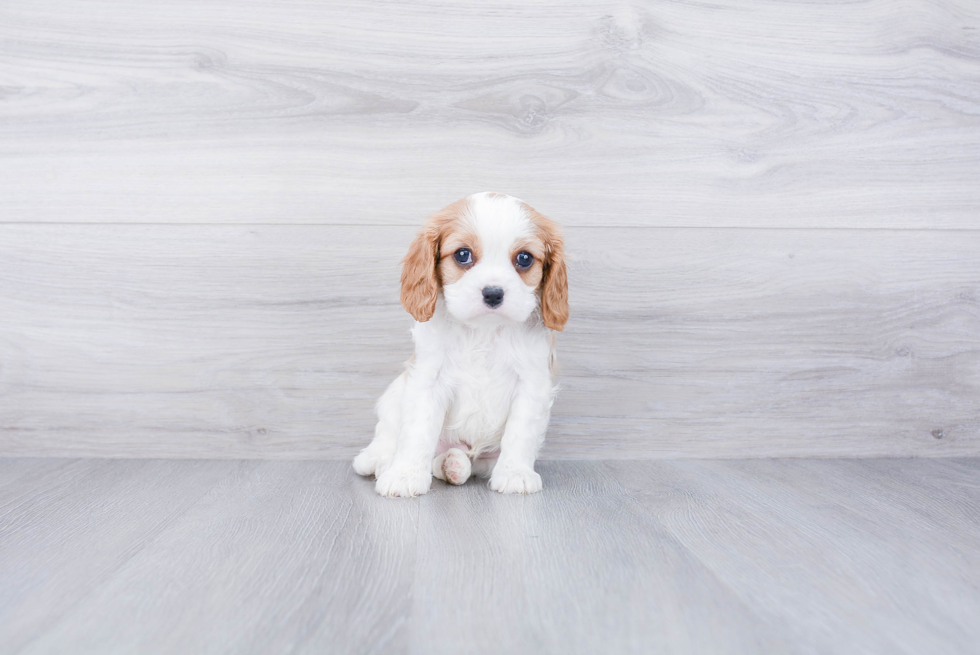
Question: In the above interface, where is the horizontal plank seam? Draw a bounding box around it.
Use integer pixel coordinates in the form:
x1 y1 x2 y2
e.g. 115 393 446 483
2 222 980 232
1 455 977 462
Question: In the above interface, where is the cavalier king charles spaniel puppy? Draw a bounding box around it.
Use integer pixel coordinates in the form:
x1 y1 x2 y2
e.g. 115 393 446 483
353 192 568 497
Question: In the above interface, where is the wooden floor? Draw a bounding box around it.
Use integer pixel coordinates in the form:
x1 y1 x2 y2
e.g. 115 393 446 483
2 458 979 654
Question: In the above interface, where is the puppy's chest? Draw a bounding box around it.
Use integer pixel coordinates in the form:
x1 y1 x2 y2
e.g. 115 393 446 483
443 338 519 441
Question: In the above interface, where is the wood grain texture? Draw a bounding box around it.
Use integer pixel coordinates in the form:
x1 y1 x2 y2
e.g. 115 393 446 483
1 0 979 228
2 224 978 459
3 458 979 654
0 459 232 653
609 458 980 654
5 461 418 654
412 461 794 653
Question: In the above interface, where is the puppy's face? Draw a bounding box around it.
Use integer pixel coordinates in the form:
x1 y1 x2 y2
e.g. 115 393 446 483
401 192 568 330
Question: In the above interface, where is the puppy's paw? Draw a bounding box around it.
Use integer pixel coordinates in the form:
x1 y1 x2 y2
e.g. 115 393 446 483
354 442 395 476
489 465 542 494
433 448 472 486
375 466 432 497
352 451 377 477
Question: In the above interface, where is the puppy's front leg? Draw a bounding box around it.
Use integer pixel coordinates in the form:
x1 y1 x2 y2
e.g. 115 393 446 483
374 369 447 498
490 376 552 494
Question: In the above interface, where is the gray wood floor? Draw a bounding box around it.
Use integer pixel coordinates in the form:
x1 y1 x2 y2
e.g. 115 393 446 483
2 458 979 654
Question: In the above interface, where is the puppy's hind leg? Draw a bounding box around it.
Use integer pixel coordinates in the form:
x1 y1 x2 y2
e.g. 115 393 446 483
353 372 405 477
432 448 472 486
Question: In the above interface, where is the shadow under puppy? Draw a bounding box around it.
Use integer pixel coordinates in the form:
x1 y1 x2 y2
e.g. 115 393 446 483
353 192 568 497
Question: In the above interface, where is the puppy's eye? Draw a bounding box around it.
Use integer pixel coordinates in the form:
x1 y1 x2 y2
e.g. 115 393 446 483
454 248 473 265
515 251 533 269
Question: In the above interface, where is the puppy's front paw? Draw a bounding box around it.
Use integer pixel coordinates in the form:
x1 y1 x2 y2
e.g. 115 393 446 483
375 466 432 498
352 445 393 478
489 465 542 494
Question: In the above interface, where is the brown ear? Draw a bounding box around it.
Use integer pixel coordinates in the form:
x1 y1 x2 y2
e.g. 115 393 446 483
400 225 440 322
541 239 568 330
535 213 569 331
400 199 468 322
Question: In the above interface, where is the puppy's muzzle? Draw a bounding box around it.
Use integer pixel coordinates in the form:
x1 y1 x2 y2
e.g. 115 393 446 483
482 286 504 308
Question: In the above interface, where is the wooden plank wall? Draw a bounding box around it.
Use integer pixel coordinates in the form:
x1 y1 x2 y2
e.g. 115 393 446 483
1 0 978 458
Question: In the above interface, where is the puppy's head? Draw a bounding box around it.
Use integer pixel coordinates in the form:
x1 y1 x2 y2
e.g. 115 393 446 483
401 192 568 330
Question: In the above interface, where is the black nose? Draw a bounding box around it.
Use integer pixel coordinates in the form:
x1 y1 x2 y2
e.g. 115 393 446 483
482 286 504 308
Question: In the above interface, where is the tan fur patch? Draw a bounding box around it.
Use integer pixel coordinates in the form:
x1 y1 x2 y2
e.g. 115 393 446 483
520 201 568 331
511 237 545 288
438 228 482 286
400 198 471 322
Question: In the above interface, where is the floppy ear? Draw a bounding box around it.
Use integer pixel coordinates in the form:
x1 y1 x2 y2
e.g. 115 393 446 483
400 224 440 322
400 199 467 322
538 218 568 331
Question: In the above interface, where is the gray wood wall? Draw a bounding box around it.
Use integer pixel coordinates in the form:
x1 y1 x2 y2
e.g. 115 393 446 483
2 0 978 459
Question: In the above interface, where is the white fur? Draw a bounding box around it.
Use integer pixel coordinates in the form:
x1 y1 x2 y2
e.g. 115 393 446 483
353 193 558 497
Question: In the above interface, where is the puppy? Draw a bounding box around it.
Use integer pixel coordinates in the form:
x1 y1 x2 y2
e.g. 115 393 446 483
352 192 568 497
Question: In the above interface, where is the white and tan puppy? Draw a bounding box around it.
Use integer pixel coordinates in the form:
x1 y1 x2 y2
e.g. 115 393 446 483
353 192 568 497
